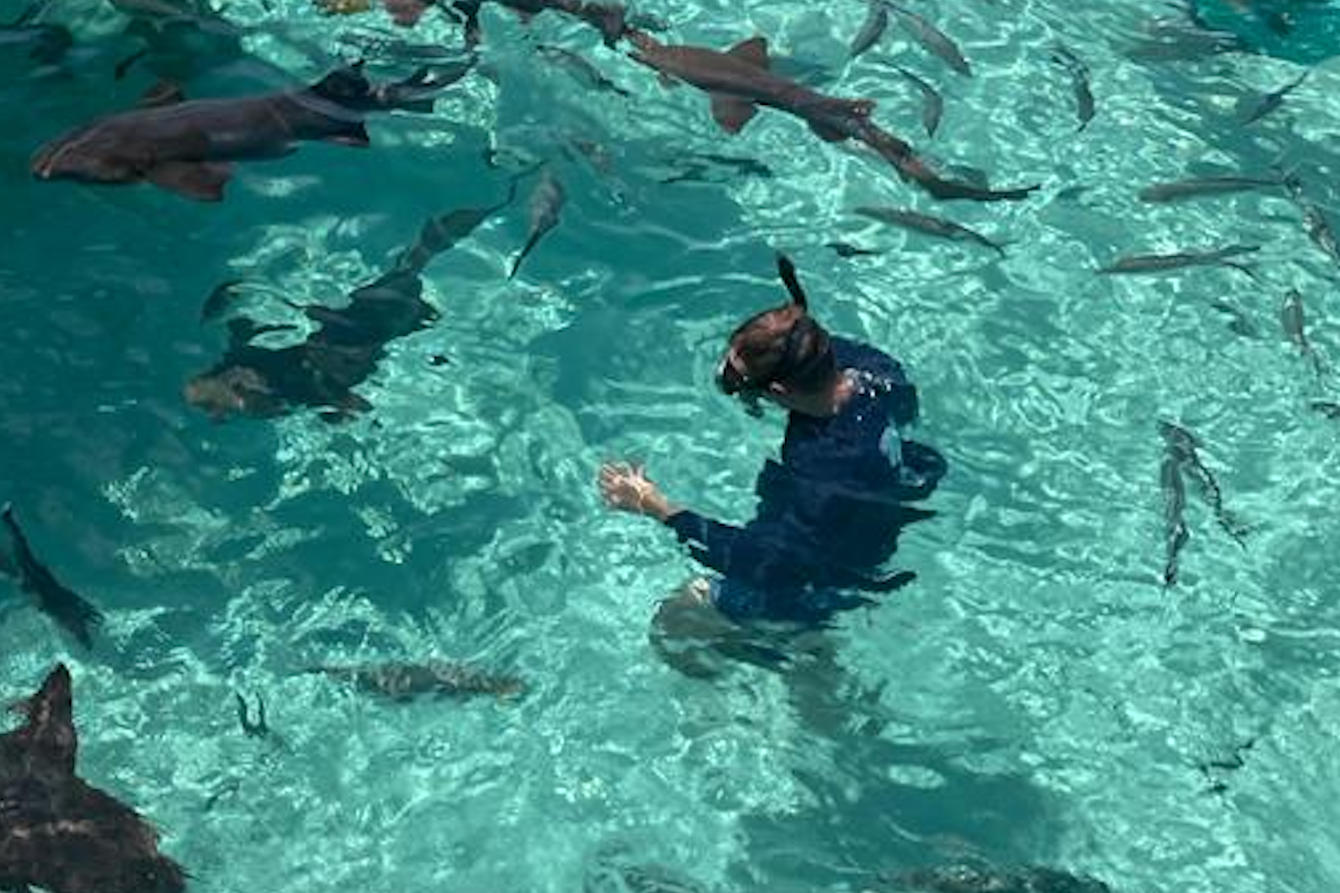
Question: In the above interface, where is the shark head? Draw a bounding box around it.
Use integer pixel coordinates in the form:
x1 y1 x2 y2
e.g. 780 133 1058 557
184 365 284 420
30 123 142 185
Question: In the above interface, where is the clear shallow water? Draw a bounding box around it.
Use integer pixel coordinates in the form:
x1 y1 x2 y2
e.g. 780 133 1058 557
2 1 1339 891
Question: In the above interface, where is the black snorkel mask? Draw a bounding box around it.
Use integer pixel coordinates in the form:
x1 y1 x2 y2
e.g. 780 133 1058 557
716 254 831 415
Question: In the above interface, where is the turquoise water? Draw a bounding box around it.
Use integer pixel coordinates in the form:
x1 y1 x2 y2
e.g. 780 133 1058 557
3 0 1340 891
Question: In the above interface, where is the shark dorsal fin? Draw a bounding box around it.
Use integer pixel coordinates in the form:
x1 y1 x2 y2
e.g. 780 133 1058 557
727 36 770 69
13 664 78 775
139 80 186 108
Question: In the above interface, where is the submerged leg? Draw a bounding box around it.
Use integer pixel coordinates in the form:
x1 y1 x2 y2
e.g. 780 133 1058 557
649 578 742 679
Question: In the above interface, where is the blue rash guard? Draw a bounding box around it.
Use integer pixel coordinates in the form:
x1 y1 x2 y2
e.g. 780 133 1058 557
665 337 947 623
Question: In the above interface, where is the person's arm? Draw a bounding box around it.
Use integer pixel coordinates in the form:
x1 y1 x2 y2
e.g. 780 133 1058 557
597 462 793 585
663 509 743 576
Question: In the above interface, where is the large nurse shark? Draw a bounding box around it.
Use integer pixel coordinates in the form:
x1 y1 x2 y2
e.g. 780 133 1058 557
626 31 1038 202
31 64 456 201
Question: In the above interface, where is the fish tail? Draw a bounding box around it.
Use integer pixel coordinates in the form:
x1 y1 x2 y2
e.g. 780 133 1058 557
509 231 543 279
582 2 627 47
310 63 375 105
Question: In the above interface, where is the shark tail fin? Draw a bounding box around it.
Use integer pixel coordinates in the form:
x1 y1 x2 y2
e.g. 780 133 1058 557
583 2 627 47
310 63 375 106
14 664 78 775
777 253 809 310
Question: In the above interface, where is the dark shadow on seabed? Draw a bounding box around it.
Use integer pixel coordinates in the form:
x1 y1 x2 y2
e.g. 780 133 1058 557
718 639 1068 893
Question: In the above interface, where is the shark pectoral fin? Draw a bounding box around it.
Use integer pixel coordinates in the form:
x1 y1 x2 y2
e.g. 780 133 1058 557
709 93 757 133
138 79 186 108
324 121 372 147
727 36 770 69
145 161 232 202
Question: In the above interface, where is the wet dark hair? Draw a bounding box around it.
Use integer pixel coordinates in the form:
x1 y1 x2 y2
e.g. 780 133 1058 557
718 255 836 397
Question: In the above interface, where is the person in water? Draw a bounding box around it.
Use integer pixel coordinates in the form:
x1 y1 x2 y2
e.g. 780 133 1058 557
599 255 946 673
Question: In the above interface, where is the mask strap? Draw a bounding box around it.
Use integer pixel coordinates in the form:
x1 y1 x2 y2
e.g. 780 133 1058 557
776 253 809 310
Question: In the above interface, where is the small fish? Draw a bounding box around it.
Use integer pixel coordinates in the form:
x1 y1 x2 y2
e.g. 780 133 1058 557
827 241 880 258
1137 175 1281 203
848 0 888 59
891 65 943 137
1051 44 1095 131
1161 454 1189 587
306 660 525 700
887 4 971 76
537 43 630 97
854 205 1006 256
0 504 103 649
1284 178 1340 271
396 181 518 272
1098 244 1258 278
1301 203 1340 269
1208 299 1258 337
235 692 267 737
1160 421 1248 546
1200 738 1256 773
1311 400 1340 419
659 152 773 184
1280 289 1325 380
510 167 565 279
1197 738 1256 793
200 279 248 323
1238 71 1308 125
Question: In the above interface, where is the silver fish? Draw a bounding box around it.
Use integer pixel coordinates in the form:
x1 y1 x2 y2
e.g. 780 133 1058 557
1283 176 1340 269
892 65 943 137
1098 244 1258 277
1281 288 1325 380
510 167 566 279
849 0 888 59
888 4 971 76
1159 420 1248 546
855 205 1005 256
1051 44 1094 130
1238 71 1308 125
827 241 880 258
1208 299 1258 337
1161 454 1189 587
1138 175 1281 202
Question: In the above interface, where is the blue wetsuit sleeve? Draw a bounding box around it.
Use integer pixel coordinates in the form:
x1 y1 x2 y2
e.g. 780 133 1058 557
664 510 741 575
664 510 797 589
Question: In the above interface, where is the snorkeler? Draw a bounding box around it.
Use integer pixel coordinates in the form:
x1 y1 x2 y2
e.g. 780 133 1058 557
599 255 946 674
